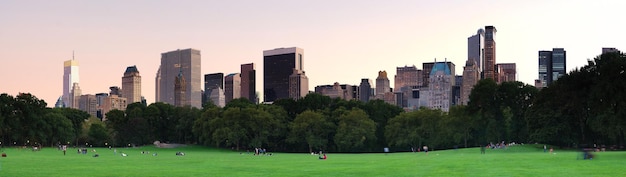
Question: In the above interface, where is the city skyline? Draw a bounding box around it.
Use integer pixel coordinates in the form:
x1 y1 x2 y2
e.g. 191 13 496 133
1 0 624 106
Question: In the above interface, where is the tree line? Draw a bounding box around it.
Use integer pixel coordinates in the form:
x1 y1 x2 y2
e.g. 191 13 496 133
0 52 623 151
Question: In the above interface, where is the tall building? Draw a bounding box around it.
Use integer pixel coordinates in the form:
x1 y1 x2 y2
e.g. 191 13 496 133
79 94 97 117
95 93 108 119
224 73 241 104
70 83 81 109
289 69 309 100
204 73 224 105
468 29 485 73
101 95 127 121
358 79 373 103
241 63 257 103
155 49 202 108
496 63 517 83
423 61 456 87
263 47 304 102
63 58 79 108
538 48 566 87
55 96 64 108
394 65 422 90
174 70 187 107
122 65 141 104
483 26 497 81
428 62 453 112
460 59 480 105
375 71 391 96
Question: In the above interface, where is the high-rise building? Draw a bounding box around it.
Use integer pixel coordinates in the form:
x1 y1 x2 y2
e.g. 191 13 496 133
468 29 485 74
538 48 566 87
208 88 226 107
63 58 79 108
358 79 372 103
289 69 309 100
496 63 517 83
241 63 257 103
375 71 391 97
483 26 497 81
263 47 304 102
70 83 81 109
204 73 224 105
224 73 241 104
101 95 127 121
423 61 456 87
394 65 422 90
55 96 64 108
174 70 187 107
155 49 202 108
79 94 97 117
122 65 141 104
95 93 108 119
428 62 453 112
460 59 480 105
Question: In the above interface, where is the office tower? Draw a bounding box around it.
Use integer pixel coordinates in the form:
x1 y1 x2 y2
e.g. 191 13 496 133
95 93 108 119
483 26 497 81
122 65 141 104
496 63 517 83
394 65 422 90
224 73 241 104
156 49 202 108
55 96 64 108
174 71 187 107
468 28 485 73
289 69 309 100
63 58 79 108
602 47 620 54
358 79 372 102
208 88 226 107
70 83 81 109
263 47 304 102
79 94 97 117
538 48 566 87
461 59 480 105
204 73 224 105
375 71 391 96
428 62 453 112
241 63 257 103
423 61 456 87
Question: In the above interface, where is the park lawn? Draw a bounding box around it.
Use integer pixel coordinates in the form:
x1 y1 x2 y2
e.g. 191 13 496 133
0 145 624 177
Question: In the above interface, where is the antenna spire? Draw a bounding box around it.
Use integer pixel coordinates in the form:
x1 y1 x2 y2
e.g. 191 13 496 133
72 50 75 60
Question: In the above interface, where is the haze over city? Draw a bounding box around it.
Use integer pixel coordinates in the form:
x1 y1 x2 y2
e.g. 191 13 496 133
1 0 624 106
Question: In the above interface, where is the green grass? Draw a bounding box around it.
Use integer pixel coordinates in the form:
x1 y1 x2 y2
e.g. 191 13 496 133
0 145 623 177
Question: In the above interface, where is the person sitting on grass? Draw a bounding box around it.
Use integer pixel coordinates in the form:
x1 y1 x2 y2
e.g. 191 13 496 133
318 153 327 160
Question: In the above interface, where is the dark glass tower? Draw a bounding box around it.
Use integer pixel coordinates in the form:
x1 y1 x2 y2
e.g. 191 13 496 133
263 47 303 102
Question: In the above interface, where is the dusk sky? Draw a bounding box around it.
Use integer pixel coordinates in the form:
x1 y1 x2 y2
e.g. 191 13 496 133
1 0 624 106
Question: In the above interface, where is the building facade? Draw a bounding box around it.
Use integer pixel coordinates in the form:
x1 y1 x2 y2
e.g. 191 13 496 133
174 71 187 107
79 94 97 117
122 65 141 104
394 65 422 90
483 26 497 81
156 49 202 108
468 28 485 74
224 73 241 104
375 70 391 97
538 48 566 87
428 62 453 112
204 73 224 105
358 79 372 103
70 83 81 109
240 63 257 103
460 59 480 105
496 63 517 83
289 69 309 100
63 59 79 107
263 47 304 102
423 61 456 87
208 88 226 107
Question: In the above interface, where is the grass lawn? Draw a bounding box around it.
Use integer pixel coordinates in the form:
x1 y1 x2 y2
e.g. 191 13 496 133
0 144 623 177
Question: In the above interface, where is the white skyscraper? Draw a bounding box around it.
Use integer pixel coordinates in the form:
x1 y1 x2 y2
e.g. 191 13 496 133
63 57 79 107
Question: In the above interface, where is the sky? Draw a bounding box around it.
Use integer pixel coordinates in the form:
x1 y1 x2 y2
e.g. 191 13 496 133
1 0 624 106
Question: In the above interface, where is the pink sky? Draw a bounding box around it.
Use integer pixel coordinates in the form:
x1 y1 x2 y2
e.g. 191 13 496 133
1 0 624 106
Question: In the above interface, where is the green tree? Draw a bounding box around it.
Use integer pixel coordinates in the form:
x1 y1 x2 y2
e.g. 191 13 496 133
334 109 376 152
287 110 335 152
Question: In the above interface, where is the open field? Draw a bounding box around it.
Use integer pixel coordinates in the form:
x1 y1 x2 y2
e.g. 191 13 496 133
0 145 624 177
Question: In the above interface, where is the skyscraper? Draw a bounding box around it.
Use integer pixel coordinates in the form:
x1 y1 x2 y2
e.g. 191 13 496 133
155 49 202 108
79 94 97 117
394 65 422 90
375 70 391 96
428 62 453 112
289 69 309 100
496 63 517 83
63 57 79 107
538 48 566 87
70 83 81 109
263 47 304 102
468 29 485 74
204 73 224 105
174 70 187 107
224 73 241 104
241 63 257 103
122 65 141 104
461 59 480 105
358 79 372 103
423 61 456 87
483 26 497 81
